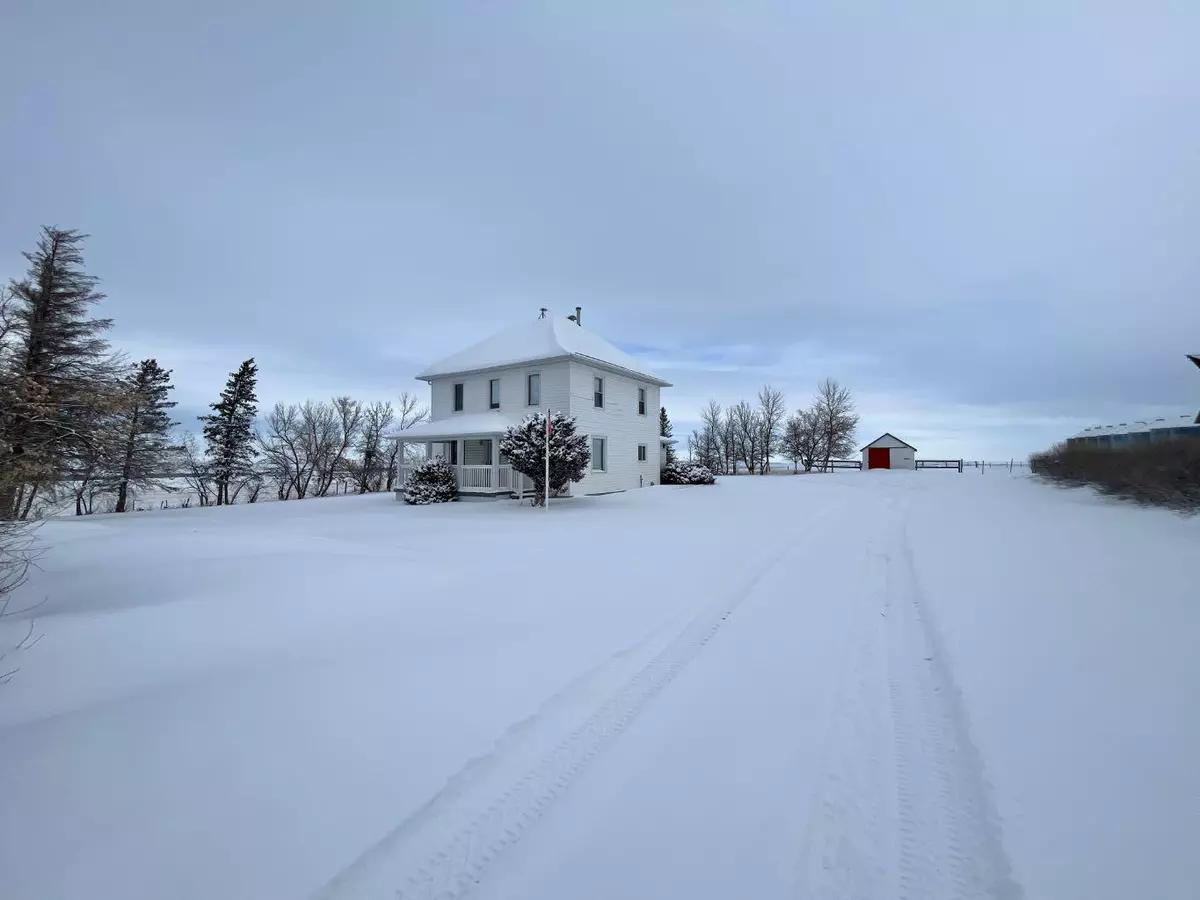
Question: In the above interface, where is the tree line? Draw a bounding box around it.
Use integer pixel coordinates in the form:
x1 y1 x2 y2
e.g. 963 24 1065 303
686 379 859 474
0 226 430 522
183 384 429 507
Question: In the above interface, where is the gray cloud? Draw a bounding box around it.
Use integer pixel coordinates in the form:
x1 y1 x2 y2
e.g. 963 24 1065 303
2 1 1197 460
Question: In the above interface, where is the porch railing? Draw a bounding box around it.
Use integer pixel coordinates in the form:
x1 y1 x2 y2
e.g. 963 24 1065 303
397 463 515 492
459 465 492 489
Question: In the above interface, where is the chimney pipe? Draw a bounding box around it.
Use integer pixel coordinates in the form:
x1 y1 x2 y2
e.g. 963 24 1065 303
574 306 582 326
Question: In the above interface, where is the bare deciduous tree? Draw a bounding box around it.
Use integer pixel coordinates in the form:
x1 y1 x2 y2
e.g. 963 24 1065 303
384 391 429 491
720 404 740 475
782 407 824 472
181 433 215 507
308 397 361 498
354 401 396 493
687 399 728 473
813 378 859 470
258 402 311 499
695 400 725 473
731 400 765 474
756 384 786 474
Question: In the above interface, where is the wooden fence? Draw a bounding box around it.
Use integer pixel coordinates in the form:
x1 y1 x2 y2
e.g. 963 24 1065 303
916 459 964 473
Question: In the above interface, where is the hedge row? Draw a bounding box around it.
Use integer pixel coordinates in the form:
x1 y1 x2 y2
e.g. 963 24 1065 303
1029 439 1200 512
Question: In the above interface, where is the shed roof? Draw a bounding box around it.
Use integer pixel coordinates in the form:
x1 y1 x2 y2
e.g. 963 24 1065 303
860 432 917 452
418 316 671 386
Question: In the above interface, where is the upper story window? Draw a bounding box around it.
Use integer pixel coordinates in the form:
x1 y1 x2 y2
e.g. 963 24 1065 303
593 376 604 408
638 387 646 416
489 378 500 409
453 383 464 412
527 373 540 406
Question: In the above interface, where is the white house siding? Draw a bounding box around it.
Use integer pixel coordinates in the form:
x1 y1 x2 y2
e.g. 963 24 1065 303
427 360 571 423
567 361 662 494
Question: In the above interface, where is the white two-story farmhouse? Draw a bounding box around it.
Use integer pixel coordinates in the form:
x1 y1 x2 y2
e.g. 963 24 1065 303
389 311 672 498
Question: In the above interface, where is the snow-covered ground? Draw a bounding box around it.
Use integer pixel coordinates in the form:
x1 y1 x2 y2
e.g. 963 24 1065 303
0 473 1195 900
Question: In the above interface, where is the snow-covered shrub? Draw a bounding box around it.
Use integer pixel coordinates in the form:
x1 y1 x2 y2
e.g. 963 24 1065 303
660 460 716 485
500 411 590 506
402 458 458 504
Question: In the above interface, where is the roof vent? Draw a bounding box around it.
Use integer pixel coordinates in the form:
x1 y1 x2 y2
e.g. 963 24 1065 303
567 306 582 327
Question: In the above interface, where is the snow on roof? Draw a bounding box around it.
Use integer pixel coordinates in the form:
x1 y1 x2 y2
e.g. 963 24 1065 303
417 316 671 386
860 432 917 452
383 412 519 441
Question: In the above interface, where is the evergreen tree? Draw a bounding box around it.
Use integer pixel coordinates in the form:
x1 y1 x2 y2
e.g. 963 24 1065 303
659 406 677 465
111 359 178 512
0 227 117 520
499 411 590 507
201 358 259 506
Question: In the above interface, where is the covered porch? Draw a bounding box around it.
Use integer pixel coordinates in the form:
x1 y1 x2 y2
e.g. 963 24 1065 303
386 413 532 497
397 440 514 494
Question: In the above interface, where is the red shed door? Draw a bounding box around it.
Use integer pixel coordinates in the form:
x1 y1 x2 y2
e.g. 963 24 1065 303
868 447 891 469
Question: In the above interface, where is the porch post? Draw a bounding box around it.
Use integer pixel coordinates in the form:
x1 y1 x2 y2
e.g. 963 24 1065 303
492 433 500 493
456 439 464 489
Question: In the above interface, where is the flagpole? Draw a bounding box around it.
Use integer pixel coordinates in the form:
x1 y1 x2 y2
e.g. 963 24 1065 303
544 408 551 508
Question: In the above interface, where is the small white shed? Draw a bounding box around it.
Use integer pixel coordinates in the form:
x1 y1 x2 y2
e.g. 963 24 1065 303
861 433 917 470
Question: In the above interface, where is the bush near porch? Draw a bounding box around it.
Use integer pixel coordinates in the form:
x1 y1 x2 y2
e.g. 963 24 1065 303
402 458 458 505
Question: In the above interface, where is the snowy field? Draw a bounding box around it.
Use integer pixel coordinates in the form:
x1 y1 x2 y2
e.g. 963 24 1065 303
1 473 1196 900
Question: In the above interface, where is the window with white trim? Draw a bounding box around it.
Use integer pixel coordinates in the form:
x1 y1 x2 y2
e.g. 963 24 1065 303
638 387 646 415
592 437 606 471
489 378 500 409
527 372 540 406
453 382 464 412
637 444 647 461
593 376 604 408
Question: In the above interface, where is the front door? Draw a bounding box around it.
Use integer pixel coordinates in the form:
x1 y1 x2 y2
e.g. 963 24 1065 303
868 447 890 469
446 441 458 465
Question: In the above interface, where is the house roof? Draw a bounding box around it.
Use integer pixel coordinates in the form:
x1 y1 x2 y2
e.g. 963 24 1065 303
383 412 518 442
417 316 671 386
860 432 917 452
1187 353 1199 369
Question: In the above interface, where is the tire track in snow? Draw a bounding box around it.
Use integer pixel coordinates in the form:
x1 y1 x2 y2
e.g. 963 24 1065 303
313 512 834 900
791 523 893 900
885 513 1022 900
793 501 1022 900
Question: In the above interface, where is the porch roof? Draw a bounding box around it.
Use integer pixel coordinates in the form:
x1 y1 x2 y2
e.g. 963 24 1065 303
384 412 514 442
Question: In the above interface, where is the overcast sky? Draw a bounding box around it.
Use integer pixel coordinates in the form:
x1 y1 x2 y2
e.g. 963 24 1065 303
3 1 1198 459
